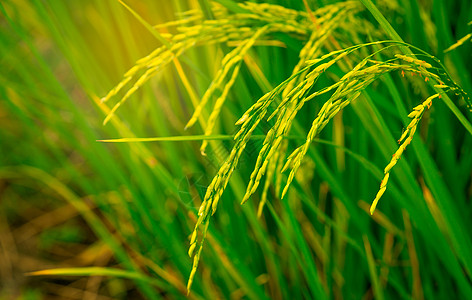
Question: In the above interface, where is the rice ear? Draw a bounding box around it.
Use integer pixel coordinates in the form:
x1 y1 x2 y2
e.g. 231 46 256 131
370 94 439 214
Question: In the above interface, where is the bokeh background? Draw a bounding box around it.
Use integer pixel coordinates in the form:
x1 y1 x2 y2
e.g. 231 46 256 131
1 0 471 299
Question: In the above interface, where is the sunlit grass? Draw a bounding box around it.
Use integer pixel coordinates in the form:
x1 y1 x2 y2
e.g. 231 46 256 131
1 0 471 299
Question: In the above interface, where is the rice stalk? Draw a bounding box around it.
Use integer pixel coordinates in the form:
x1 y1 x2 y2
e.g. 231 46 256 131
185 40 467 292
370 93 441 214
185 25 269 154
101 1 364 126
99 1 471 294
444 32 472 53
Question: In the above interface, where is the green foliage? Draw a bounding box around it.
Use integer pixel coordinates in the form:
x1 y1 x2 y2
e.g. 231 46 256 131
1 0 472 299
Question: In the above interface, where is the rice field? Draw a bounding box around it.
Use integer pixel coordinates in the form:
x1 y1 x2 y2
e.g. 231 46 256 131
1 0 472 299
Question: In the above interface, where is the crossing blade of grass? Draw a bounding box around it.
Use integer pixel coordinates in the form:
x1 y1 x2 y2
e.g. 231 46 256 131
98 134 268 143
26 267 166 289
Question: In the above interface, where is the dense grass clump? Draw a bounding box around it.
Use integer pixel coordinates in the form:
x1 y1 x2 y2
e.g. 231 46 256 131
1 0 472 299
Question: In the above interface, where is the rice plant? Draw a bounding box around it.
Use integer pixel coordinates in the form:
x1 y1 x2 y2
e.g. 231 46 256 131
99 1 471 293
1 0 472 299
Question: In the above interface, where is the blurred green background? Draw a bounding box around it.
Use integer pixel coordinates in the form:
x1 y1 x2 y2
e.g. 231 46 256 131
1 0 471 299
